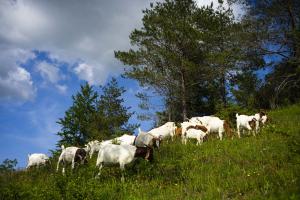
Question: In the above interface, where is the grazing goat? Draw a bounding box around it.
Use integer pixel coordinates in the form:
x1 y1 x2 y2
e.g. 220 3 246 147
96 144 153 181
135 128 161 160
56 145 88 174
236 113 257 138
258 111 268 125
26 153 49 169
135 128 161 149
86 140 113 158
181 121 200 138
148 122 177 141
189 116 232 140
86 134 136 158
186 125 208 133
116 134 136 145
182 128 208 145
250 112 268 133
261 115 268 124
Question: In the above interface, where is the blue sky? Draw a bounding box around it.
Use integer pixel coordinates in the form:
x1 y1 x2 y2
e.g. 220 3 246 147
0 50 162 168
0 0 243 168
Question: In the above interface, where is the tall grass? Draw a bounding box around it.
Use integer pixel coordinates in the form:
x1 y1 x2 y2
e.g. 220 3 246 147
0 105 299 199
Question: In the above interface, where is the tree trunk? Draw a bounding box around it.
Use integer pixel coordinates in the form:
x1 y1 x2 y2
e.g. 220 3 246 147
180 69 187 121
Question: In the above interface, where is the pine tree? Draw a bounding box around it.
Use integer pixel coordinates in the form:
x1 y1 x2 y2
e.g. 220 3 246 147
96 78 137 138
57 83 98 147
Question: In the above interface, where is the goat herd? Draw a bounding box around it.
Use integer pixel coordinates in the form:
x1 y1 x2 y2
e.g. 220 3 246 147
26 112 268 181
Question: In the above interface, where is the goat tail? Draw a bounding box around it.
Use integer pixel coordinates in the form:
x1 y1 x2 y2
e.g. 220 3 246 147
236 113 239 118
138 127 142 134
61 145 65 150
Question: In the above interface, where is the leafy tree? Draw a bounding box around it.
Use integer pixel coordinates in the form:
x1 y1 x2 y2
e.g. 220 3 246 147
231 0 300 108
230 71 260 108
57 83 98 147
115 0 262 122
0 159 17 173
115 0 204 121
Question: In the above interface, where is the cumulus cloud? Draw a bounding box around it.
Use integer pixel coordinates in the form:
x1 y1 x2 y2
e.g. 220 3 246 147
0 0 156 87
35 60 68 94
36 61 60 84
0 66 35 102
74 62 108 85
0 0 244 102
0 47 36 102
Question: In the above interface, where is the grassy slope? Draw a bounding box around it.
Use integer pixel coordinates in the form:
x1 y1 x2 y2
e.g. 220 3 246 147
0 105 299 200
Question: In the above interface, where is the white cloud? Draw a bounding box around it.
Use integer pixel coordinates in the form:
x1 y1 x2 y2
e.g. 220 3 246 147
0 66 35 102
35 61 69 94
36 61 60 84
74 62 108 85
0 0 244 95
0 47 36 102
0 0 157 87
55 84 67 94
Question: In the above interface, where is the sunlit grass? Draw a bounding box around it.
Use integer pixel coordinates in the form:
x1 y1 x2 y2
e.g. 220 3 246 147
0 104 299 199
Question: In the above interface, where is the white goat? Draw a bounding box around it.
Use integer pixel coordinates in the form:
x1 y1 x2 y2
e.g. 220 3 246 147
182 128 207 145
236 113 257 138
26 153 49 169
135 128 161 149
96 144 153 181
117 134 136 145
87 140 112 158
180 121 200 138
189 116 232 140
148 122 176 141
56 145 88 174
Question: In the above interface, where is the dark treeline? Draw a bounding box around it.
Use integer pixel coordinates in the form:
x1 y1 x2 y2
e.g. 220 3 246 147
115 0 300 123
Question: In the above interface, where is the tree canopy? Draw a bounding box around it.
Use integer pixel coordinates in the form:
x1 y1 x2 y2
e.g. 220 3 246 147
57 78 137 147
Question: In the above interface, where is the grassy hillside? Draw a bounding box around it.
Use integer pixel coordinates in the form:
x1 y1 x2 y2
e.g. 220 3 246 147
0 105 299 199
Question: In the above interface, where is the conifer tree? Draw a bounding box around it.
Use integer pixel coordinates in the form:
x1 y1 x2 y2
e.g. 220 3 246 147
57 83 97 147
96 78 137 138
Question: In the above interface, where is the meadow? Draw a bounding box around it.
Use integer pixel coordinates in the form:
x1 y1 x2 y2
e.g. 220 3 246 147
0 104 299 200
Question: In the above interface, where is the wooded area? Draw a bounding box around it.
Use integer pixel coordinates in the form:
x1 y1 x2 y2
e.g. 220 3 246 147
56 0 299 146
115 0 300 122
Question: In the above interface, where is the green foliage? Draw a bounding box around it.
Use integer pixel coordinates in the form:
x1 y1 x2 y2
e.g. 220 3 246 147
57 82 98 147
230 71 260 108
96 77 138 139
214 103 254 127
115 0 265 122
0 159 17 173
238 0 300 109
57 78 137 147
1 104 299 199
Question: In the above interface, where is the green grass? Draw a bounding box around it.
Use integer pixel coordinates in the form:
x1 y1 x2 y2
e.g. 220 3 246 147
1 104 299 199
